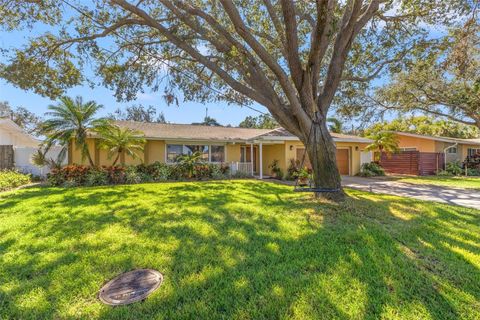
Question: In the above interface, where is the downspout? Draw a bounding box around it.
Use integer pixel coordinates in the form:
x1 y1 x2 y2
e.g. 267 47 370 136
443 142 458 170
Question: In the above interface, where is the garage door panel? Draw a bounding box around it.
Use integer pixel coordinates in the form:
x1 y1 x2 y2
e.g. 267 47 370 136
296 148 350 175
336 149 349 175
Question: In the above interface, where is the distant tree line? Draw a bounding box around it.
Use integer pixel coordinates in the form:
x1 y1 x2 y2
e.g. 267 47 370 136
363 115 479 139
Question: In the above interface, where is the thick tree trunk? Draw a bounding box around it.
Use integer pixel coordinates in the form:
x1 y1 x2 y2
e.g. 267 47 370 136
301 118 345 201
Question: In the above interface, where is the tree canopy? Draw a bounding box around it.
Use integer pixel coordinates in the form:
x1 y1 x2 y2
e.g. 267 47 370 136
239 114 278 129
365 131 399 159
375 18 480 129
0 0 474 198
0 101 42 136
1 1 472 134
95 123 146 166
364 115 479 139
327 118 343 133
192 116 221 126
110 104 167 123
41 96 105 166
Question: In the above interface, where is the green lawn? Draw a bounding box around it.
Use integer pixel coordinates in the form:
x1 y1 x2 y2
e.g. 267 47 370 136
0 180 479 319
393 175 480 189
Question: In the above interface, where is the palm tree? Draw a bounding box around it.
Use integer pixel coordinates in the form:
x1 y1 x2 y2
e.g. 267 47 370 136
95 123 146 166
42 96 104 166
327 117 343 133
366 132 399 160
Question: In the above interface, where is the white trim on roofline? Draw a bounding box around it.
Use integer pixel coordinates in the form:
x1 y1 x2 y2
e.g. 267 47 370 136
390 131 480 145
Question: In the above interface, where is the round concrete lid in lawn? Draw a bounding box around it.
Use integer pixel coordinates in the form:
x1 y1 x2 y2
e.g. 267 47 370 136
99 269 163 306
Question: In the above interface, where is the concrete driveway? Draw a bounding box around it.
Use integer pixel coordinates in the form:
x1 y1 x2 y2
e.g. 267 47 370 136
342 176 480 210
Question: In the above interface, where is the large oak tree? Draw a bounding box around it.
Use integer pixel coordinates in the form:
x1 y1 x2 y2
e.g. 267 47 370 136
0 0 473 199
376 18 480 129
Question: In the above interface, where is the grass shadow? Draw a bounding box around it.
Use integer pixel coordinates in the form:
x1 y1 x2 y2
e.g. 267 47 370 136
0 180 478 319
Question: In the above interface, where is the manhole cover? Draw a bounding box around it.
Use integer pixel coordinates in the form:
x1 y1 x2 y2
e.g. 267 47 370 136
99 269 163 306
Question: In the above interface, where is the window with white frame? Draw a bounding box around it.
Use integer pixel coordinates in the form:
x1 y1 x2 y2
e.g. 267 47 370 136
210 145 225 162
468 148 480 157
399 147 417 152
446 146 458 154
166 144 183 162
166 144 225 163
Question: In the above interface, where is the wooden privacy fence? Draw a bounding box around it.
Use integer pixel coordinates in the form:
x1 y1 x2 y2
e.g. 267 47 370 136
379 151 445 176
0 145 14 170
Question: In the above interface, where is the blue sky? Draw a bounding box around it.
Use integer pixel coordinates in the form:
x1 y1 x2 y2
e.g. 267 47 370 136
0 78 267 126
0 7 444 127
0 25 268 126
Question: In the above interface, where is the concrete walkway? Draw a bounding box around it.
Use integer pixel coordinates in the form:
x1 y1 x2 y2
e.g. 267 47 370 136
342 176 480 209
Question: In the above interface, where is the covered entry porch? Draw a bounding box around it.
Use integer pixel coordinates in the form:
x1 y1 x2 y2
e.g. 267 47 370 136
229 139 371 178
230 140 284 179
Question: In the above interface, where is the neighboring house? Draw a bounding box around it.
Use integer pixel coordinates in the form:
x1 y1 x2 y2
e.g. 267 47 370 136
379 131 480 175
393 132 480 163
0 118 64 175
69 121 373 177
0 117 39 147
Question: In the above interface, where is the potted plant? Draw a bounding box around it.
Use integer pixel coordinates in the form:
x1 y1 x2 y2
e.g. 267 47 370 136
268 160 283 179
296 167 310 186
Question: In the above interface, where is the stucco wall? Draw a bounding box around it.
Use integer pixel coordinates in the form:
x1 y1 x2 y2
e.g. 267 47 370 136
0 125 39 147
266 140 368 176
397 135 436 152
145 140 165 163
396 135 467 163
69 138 368 175
71 138 145 166
70 139 96 165
261 143 286 176
226 144 241 162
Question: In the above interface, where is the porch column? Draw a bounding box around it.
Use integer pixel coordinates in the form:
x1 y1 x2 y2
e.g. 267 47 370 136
250 143 254 175
259 142 263 179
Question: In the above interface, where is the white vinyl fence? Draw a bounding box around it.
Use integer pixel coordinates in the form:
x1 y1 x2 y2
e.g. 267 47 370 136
14 146 66 177
230 162 253 175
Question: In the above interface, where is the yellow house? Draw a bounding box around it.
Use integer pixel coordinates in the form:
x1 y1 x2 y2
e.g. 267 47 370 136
69 121 373 177
393 132 480 163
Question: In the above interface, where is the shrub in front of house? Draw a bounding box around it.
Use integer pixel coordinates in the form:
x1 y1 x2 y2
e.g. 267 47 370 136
285 158 302 181
357 162 385 177
0 170 32 192
463 153 480 173
47 162 232 187
436 170 454 177
466 168 480 176
85 168 109 186
445 161 463 176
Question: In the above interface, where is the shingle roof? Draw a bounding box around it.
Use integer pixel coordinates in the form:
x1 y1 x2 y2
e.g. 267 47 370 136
113 120 271 141
255 127 372 143
113 120 372 143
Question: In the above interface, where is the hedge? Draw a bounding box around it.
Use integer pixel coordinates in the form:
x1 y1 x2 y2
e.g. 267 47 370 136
0 170 32 192
47 162 250 187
